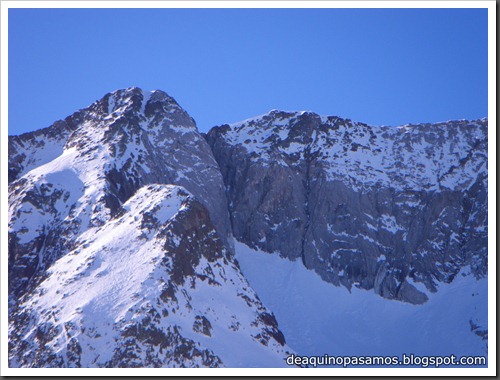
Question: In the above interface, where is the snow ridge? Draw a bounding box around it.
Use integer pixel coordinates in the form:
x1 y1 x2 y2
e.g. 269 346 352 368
217 110 487 192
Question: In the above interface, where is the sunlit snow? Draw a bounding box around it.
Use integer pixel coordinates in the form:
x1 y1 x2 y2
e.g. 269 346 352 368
235 241 487 362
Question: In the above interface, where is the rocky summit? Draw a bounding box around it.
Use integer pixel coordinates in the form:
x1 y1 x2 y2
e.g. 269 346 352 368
8 88 288 368
8 88 488 367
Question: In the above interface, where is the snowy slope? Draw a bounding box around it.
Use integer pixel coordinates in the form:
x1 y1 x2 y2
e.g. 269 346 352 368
8 113 83 183
9 186 289 367
9 186 290 367
235 241 487 363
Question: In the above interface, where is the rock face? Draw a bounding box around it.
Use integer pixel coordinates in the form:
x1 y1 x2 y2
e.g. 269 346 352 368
205 110 488 305
8 88 288 368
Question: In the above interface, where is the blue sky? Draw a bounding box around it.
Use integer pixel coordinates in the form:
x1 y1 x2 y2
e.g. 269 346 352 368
9 7 488 134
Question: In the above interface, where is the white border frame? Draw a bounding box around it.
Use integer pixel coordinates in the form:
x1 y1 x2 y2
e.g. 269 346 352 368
1 1 496 376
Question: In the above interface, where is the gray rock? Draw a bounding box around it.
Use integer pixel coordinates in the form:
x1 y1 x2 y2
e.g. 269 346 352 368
206 110 488 304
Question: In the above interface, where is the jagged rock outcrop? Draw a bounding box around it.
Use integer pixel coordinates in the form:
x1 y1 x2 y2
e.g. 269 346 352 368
8 88 289 368
205 110 488 304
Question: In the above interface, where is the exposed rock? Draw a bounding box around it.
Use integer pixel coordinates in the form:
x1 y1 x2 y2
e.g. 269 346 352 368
206 110 488 304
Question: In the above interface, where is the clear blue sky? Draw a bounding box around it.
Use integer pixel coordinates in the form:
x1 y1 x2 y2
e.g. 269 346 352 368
9 7 488 134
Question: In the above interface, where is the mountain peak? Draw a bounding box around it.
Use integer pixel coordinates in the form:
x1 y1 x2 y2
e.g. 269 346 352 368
8 86 293 368
8 86 232 256
95 87 185 122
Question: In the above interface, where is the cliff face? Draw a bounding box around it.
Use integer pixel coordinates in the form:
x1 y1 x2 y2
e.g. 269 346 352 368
205 110 487 304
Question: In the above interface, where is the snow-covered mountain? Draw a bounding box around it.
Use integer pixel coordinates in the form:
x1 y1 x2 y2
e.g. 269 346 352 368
8 88 488 368
8 88 289 367
206 110 487 305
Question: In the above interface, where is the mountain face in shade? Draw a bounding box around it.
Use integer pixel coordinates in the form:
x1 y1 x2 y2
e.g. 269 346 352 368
8 88 488 368
8 88 288 368
205 110 487 305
